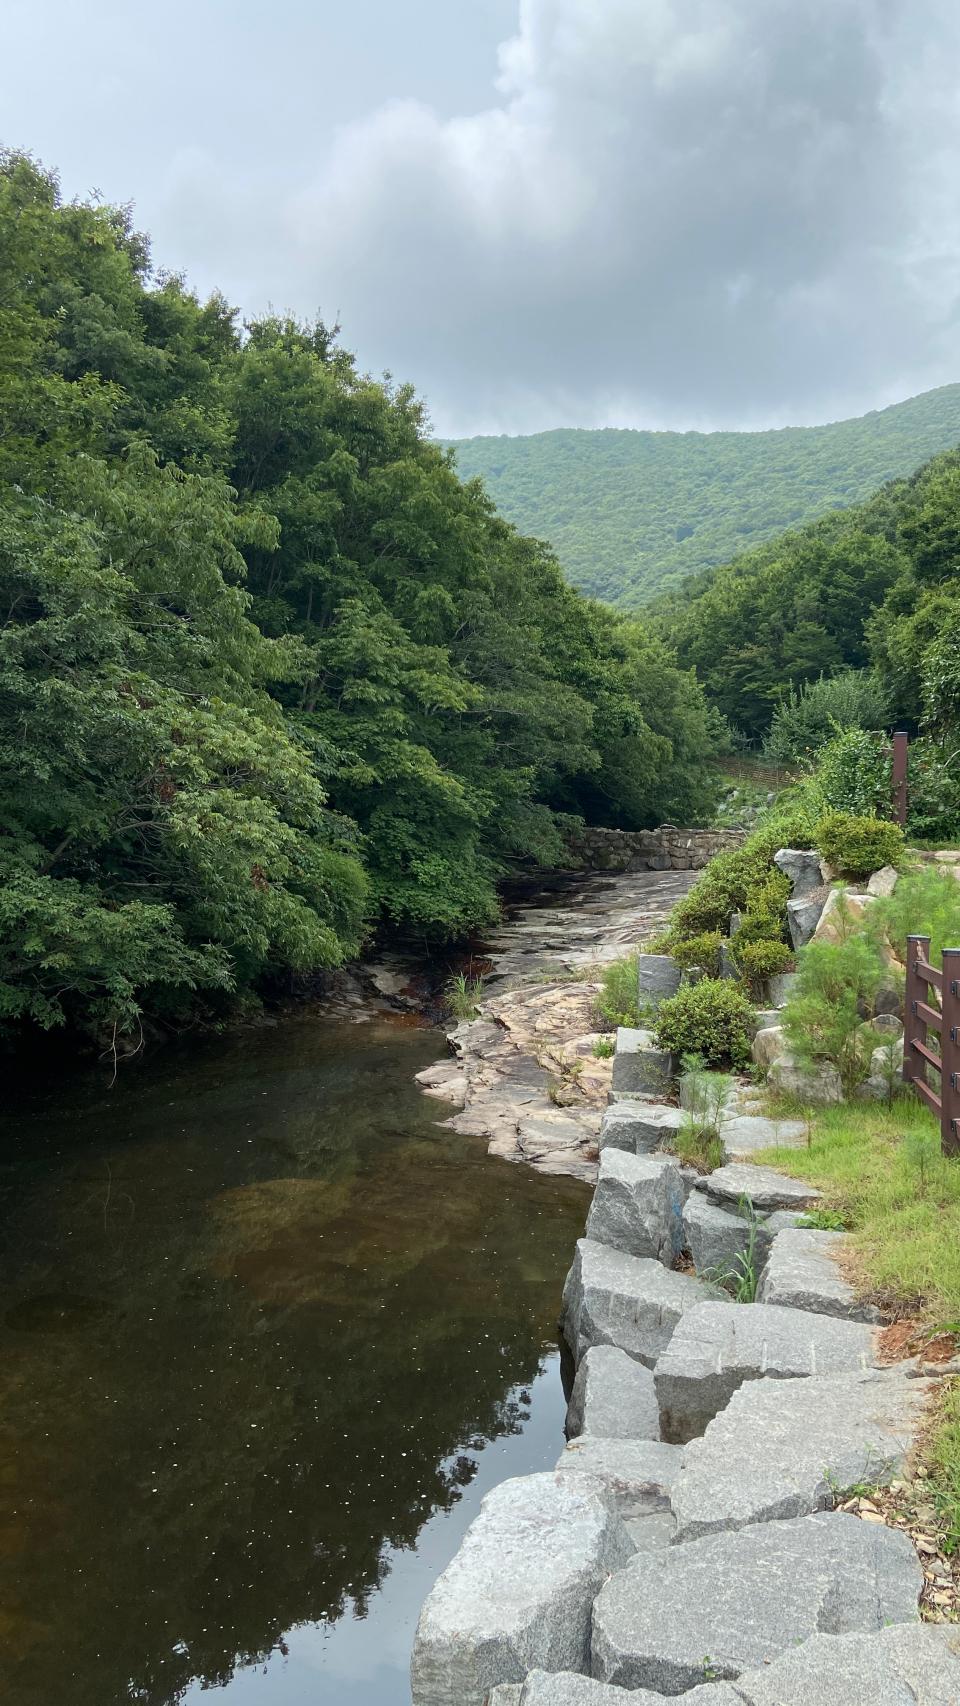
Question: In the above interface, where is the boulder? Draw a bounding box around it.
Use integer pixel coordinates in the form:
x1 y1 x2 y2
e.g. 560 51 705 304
565 1345 660 1441
757 1227 883 1322
787 886 830 948
750 1025 786 1071
411 1472 633 1705
721 1110 811 1154
767 971 798 1009
732 1624 960 1706
561 1239 720 1368
671 1368 926 1542
598 1102 685 1156
812 887 872 946
762 1208 808 1234
585 1150 685 1265
636 953 682 1010
682 1192 767 1281
611 1029 676 1097
867 864 900 898
700 1162 821 1213
554 1436 680 1520
875 982 905 1018
774 848 824 899
767 1050 844 1104
590 1510 922 1694
491 1674 742 1706
857 1037 906 1102
654 1300 876 1443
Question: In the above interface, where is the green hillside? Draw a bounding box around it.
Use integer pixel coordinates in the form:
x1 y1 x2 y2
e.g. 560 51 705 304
447 386 960 606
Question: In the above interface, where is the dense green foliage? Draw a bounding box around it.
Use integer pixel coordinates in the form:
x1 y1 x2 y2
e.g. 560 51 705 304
763 671 889 768
0 153 720 1043
781 926 889 1096
868 866 960 970
653 979 756 1070
659 445 960 759
447 391 960 608
814 812 904 881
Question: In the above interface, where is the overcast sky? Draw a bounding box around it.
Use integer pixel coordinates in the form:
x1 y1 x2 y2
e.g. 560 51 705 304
5 0 960 437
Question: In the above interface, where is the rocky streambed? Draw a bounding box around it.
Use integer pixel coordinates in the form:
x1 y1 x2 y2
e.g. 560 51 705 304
415 868 696 1182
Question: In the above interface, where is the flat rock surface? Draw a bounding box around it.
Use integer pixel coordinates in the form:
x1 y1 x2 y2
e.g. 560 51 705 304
721 1112 810 1156
585 1149 685 1265
733 1623 960 1705
566 1345 660 1440
671 1369 927 1541
418 869 694 1182
654 1300 876 1443
562 1238 720 1368
591 1510 922 1694
758 1227 882 1322
702 1162 821 1212
411 1471 633 1706
555 1436 681 1519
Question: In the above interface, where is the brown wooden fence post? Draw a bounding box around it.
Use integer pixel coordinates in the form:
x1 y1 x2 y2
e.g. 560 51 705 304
903 934 930 1094
892 731 909 828
942 947 960 1157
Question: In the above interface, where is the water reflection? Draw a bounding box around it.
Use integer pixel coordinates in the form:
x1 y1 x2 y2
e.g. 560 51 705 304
0 1013 587 1706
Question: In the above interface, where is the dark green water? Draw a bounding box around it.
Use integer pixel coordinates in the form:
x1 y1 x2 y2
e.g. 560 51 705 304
0 1011 588 1706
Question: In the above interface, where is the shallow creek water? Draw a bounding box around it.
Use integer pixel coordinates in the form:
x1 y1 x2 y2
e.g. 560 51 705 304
0 1010 589 1706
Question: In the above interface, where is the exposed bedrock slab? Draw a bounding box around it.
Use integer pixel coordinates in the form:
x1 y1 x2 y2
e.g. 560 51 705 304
654 1301 876 1443
732 1623 960 1706
671 1368 926 1542
682 1192 769 1279
721 1110 812 1156
637 953 682 1009
411 1472 633 1706
758 1227 883 1322
565 1345 660 1441
585 1150 685 1265
611 1029 676 1097
701 1162 821 1213
561 1239 720 1369
488 1673 742 1706
598 1101 685 1156
555 1436 681 1520
590 1509 922 1695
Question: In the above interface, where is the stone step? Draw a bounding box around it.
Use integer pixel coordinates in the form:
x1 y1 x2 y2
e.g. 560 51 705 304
584 1149 685 1265
728 1624 960 1706
699 1162 821 1213
720 1112 810 1156
682 1192 769 1281
561 1239 721 1369
598 1101 686 1155
654 1300 877 1443
611 1028 675 1097
554 1435 680 1521
590 1510 922 1694
670 1368 927 1542
757 1227 883 1322
565 1345 660 1441
411 1472 633 1706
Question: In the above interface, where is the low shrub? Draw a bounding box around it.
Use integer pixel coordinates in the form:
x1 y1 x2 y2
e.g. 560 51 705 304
594 952 639 1029
671 932 723 976
672 1055 731 1172
782 925 888 1096
763 671 889 769
815 812 905 881
654 980 756 1070
734 937 793 998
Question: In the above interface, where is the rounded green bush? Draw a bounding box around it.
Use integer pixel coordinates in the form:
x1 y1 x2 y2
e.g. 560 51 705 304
654 980 757 1070
734 937 793 998
815 811 905 881
670 931 723 976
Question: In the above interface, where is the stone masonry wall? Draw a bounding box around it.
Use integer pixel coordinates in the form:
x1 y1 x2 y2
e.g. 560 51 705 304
563 824 745 874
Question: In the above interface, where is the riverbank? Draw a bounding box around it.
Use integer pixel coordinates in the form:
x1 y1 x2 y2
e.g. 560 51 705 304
415 869 696 1182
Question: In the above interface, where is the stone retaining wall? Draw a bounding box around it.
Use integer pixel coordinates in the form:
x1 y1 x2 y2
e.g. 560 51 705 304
564 825 745 874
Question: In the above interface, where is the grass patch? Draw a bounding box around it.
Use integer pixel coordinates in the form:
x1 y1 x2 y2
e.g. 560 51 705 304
444 971 484 1021
755 1097 960 1321
930 1382 960 1556
594 951 640 1029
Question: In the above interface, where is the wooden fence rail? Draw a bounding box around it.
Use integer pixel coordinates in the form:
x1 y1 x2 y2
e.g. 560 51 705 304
903 934 960 1155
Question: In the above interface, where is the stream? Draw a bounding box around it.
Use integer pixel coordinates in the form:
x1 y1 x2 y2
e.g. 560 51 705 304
0 1009 588 1706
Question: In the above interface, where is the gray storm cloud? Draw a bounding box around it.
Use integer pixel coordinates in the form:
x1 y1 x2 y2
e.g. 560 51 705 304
159 0 960 435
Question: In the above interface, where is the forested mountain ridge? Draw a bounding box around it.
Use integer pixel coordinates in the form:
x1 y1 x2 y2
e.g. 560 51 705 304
655 442 960 754
0 152 720 1044
447 387 960 606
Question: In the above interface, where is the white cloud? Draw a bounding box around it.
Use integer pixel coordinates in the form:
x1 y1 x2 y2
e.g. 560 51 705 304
158 0 960 434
